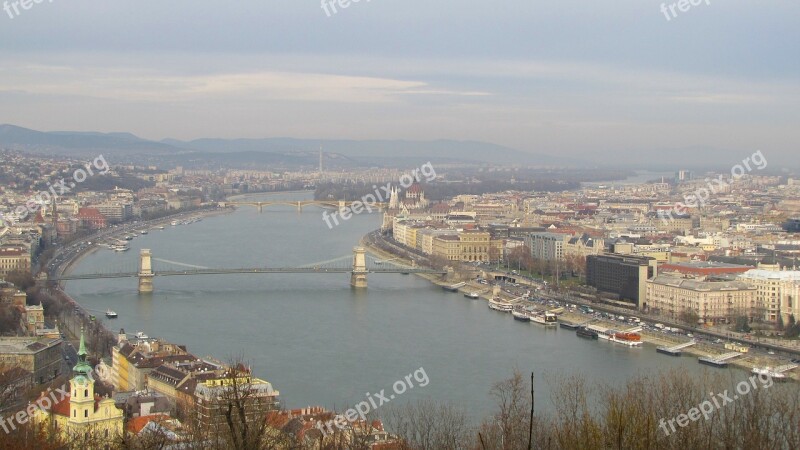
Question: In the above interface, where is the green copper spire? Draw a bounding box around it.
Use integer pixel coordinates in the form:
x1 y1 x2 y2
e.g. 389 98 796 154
73 326 92 378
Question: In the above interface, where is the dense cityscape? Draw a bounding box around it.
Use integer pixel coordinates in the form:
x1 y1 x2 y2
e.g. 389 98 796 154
1 145 799 448
2 1 799 449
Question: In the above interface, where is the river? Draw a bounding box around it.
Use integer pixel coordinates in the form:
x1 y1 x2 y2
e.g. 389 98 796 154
64 192 728 421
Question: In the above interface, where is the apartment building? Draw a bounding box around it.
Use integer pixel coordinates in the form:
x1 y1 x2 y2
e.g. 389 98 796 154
646 275 757 324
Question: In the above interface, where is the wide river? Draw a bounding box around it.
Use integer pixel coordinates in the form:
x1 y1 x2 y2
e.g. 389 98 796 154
65 192 729 421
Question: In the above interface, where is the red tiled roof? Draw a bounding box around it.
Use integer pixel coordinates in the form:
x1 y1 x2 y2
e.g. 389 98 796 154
127 414 171 434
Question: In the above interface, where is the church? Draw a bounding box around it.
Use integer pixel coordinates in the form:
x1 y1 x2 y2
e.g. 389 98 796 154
32 328 124 445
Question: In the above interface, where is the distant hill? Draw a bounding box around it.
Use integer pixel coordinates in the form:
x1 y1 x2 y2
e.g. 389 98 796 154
161 137 574 166
0 124 178 155
0 124 574 167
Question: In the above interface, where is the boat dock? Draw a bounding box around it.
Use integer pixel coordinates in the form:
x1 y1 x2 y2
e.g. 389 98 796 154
698 351 743 368
657 340 697 356
443 282 467 292
559 318 595 330
772 363 799 373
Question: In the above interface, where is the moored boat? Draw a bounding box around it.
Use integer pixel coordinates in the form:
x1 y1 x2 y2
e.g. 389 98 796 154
611 331 643 347
576 326 598 339
488 298 513 312
752 367 787 381
464 292 480 299
531 312 557 326
512 310 531 322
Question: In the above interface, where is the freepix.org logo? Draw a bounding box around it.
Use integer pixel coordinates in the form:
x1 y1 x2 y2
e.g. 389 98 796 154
3 0 55 20
0 364 111 434
0 154 110 228
322 161 436 229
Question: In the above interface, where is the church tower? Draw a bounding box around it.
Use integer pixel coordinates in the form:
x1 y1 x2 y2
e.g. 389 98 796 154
388 186 399 209
69 328 96 426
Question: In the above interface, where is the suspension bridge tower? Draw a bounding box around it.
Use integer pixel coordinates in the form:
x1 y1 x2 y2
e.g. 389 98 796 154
138 249 154 294
350 247 368 288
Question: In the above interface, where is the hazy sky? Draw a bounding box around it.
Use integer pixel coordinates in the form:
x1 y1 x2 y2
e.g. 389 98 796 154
0 0 798 161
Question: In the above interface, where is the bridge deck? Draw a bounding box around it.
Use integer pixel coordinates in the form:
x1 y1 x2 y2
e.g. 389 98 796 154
54 267 446 280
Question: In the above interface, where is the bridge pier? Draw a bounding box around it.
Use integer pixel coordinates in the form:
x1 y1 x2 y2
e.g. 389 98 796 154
139 249 154 294
257 203 263 213
351 247 368 288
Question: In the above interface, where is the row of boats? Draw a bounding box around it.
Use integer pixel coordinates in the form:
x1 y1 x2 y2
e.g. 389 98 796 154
487 298 559 326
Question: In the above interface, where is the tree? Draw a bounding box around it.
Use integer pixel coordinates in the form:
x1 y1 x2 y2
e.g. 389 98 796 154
180 358 288 450
734 316 752 333
385 399 473 450
4 270 35 291
678 309 700 326
477 369 532 449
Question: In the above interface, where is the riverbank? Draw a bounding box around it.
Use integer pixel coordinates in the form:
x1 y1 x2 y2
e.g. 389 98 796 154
44 206 234 360
362 232 799 382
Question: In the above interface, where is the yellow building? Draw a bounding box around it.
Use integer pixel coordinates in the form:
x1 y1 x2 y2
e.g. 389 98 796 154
33 329 124 445
432 235 461 261
431 230 500 262
646 275 757 324
0 246 31 277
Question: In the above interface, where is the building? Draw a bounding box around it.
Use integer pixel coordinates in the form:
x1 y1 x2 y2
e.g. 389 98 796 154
191 367 280 428
524 232 567 261
0 280 27 306
0 246 31 277
32 330 124 443
659 261 754 278
459 230 492 262
24 303 45 334
737 269 800 324
586 254 657 308
432 235 461 261
112 333 196 392
0 336 63 385
564 233 605 258
430 231 501 262
646 275 757 324
94 202 133 223
76 207 107 230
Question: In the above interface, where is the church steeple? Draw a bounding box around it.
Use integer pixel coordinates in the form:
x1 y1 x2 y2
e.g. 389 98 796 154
73 327 92 379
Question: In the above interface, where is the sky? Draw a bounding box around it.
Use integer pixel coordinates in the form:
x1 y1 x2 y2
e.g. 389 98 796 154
0 0 798 163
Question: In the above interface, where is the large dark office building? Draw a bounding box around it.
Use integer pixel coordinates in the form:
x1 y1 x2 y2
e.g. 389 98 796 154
586 254 657 308
784 218 800 232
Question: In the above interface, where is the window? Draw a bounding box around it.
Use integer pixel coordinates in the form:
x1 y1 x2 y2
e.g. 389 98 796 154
84 410 88 418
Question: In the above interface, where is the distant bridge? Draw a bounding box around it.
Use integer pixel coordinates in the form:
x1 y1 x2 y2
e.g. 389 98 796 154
223 200 388 213
51 248 446 293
